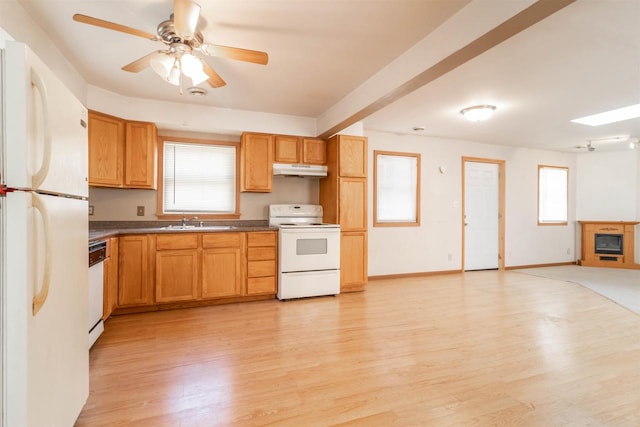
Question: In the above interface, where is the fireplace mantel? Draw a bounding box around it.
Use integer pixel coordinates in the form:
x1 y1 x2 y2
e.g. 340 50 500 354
578 221 639 269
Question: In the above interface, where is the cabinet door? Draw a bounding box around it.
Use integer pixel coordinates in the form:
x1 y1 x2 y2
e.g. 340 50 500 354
102 237 119 319
339 177 367 231
340 231 367 292
156 250 199 302
88 111 124 187
338 135 367 177
241 133 273 192
125 121 157 189
118 235 152 306
302 138 327 165
202 247 243 298
274 135 301 163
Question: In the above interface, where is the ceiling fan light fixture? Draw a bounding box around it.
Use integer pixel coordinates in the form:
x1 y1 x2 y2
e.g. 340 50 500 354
460 105 496 122
150 53 172 79
150 53 180 85
179 53 208 85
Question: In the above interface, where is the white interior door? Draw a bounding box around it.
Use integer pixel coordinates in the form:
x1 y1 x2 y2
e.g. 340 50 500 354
464 161 499 271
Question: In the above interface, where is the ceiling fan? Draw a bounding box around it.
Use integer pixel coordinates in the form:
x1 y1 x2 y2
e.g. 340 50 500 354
72 0 268 91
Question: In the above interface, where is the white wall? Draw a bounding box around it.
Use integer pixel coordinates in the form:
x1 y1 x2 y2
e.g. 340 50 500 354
0 3 87 102
366 130 578 275
576 150 638 221
576 149 640 263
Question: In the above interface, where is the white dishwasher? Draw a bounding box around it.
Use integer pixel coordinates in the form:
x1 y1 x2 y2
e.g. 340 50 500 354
88 240 106 348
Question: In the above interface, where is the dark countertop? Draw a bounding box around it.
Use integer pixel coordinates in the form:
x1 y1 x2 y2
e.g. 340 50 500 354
89 220 277 242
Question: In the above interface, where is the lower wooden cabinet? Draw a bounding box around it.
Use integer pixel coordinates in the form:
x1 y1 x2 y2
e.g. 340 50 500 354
340 231 368 292
118 235 152 307
247 232 277 295
202 233 244 298
114 231 276 314
102 237 119 319
155 234 199 303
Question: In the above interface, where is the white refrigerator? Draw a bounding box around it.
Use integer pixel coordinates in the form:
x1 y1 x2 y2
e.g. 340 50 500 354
1 41 89 426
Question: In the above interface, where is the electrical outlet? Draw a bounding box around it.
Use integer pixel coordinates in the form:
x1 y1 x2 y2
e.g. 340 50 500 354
137 206 145 216
567 248 571 254
88 205 94 216
447 253 452 261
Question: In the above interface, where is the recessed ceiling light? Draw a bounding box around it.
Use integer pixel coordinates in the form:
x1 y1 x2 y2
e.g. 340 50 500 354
460 105 496 122
571 103 640 126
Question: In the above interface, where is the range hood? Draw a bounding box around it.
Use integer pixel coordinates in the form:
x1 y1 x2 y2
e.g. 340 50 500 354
273 163 328 177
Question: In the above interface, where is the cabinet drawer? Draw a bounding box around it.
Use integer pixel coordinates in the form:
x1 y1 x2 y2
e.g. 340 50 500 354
247 247 276 261
248 260 276 277
247 276 276 295
247 231 276 247
156 234 198 250
202 232 242 248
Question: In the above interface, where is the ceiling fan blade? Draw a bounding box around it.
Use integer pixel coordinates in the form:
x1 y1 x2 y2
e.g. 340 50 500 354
73 14 159 41
174 0 201 38
201 44 268 65
200 61 226 88
122 51 160 73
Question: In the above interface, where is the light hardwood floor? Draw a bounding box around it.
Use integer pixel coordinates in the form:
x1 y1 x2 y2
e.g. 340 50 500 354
76 271 640 426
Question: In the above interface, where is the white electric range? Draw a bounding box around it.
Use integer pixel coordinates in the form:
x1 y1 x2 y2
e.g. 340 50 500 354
268 204 340 300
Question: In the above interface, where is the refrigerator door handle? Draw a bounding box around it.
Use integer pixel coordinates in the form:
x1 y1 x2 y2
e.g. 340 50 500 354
31 193 52 315
30 68 52 191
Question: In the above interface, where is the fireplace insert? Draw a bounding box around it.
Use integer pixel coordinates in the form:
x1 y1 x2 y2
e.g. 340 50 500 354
594 233 623 255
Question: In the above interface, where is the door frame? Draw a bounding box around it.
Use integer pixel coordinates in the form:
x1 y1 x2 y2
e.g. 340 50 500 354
461 156 506 271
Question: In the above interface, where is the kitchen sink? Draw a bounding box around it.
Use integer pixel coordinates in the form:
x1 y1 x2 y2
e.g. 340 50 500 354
160 225 238 230
160 225 197 230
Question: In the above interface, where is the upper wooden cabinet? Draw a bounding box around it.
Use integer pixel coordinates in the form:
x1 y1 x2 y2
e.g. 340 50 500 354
274 135 301 163
88 111 157 189
338 135 367 177
274 135 327 165
241 132 274 192
302 138 327 165
124 121 157 189
88 111 124 187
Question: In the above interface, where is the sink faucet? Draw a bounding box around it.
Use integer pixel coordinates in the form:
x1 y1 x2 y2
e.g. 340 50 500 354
181 216 198 226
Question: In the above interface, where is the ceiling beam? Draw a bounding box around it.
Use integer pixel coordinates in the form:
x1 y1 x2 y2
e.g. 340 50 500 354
318 0 576 139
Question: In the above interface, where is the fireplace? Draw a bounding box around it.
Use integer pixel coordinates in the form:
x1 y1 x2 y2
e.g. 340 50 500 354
578 221 639 269
594 234 623 255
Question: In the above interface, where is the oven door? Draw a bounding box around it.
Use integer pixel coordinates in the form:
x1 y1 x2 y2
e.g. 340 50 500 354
279 227 340 272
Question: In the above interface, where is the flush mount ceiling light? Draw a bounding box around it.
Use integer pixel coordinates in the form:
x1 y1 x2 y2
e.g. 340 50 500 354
460 105 496 122
571 103 640 126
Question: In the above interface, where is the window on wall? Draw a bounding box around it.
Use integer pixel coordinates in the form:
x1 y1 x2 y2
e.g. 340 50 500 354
374 150 421 226
538 165 568 225
158 137 240 218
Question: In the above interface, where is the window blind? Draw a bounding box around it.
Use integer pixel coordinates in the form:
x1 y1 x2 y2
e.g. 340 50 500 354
376 153 419 223
538 166 568 223
163 142 236 213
